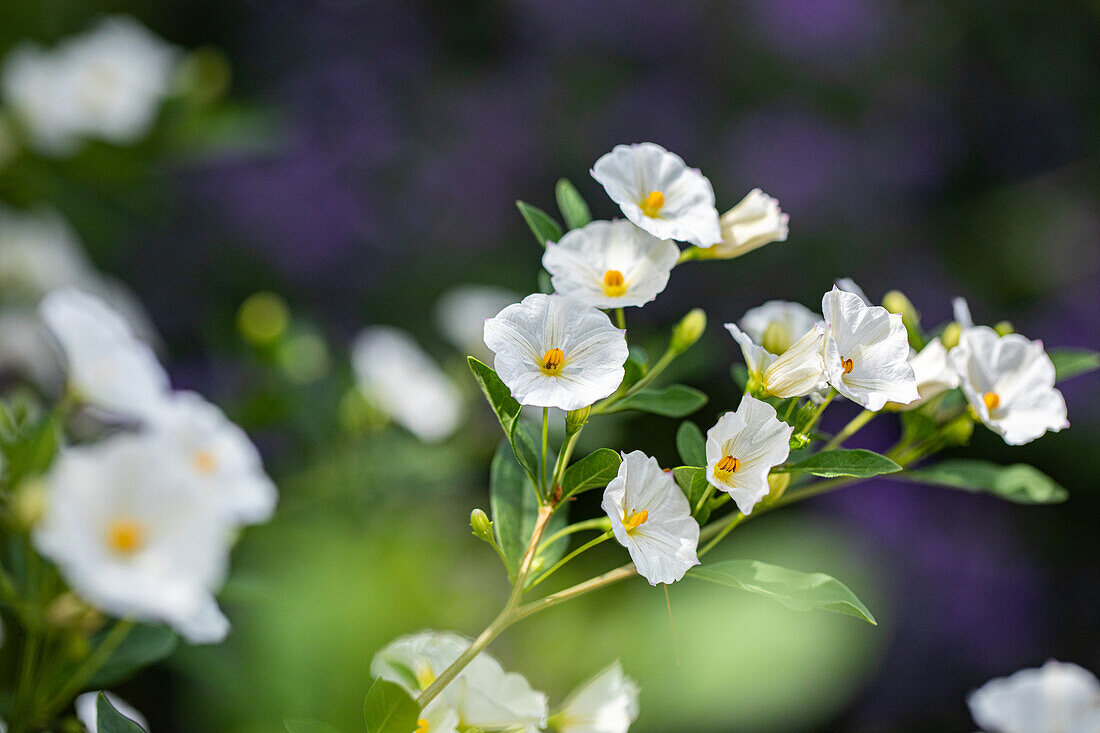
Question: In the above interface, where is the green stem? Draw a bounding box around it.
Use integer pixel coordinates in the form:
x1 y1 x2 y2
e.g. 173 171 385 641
549 429 582 500
693 483 716 516
528 531 613 590
538 517 611 555
615 308 626 330
541 407 550 496
822 409 875 451
698 513 745 556
593 346 677 415
799 389 835 435
513 564 637 622
39 619 134 724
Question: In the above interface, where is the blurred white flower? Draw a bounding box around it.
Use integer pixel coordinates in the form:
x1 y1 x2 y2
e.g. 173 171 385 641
968 660 1100 733
34 433 235 644
726 322 827 399
739 300 820 356
1 16 179 156
708 189 789 260
554 661 640 733
148 391 278 525
484 294 628 411
821 286 919 411
591 143 721 247
0 206 95 302
949 326 1068 445
39 288 170 419
0 312 64 391
351 326 462 443
705 395 792 516
543 220 679 309
76 691 149 732
953 296 975 329
602 450 699 585
371 630 548 733
434 284 520 359
891 337 959 410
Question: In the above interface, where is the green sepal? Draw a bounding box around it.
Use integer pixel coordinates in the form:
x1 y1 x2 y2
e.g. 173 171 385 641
555 178 592 230
516 200 563 247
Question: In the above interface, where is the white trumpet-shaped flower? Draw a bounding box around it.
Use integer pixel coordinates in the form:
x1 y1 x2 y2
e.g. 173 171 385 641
949 326 1068 445
726 322 827 399
38 288 170 419
602 450 699 585
968 660 1100 733
553 661 640 733
351 326 463 443
591 143 721 247
892 338 959 410
484 294 628 411
543 220 679 309
821 286 919 411
739 300 821 356
705 395 793 515
76 692 148 732
34 433 235 643
707 189 789 259
371 630 548 733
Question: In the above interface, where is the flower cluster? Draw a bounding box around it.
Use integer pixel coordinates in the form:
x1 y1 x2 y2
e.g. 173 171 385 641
969 660 1100 733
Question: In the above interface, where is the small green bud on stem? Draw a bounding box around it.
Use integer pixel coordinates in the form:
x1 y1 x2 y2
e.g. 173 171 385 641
670 308 707 354
766 472 791 502
883 290 923 349
565 406 590 434
469 509 494 543
941 322 962 350
994 320 1014 337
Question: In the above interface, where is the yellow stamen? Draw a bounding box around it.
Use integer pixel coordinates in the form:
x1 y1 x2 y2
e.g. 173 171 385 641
983 391 1000 410
540 347 565 375
602 269 627 298
416 719 430 733
714 455 740 480
640 190 665 217
106 519 145 555
623 509 648 532
192 449 218 474
841 357 854 374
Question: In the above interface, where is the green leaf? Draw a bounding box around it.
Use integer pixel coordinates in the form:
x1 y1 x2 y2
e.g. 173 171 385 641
537 269 553 294
622 346 649 390
1048 348 1100 383
468 357 538 486
562 448 621 500
730 363 749 392
692 559 876 625
1 412 60 486
490 441 567 577
900 459 1068 504
607 385 708 418
285 720 341 733
676 421 706 467
88 624 178 687
555 178 592 230
673 466 712 523
780 449 902 478
363 679 420 733
96 693 147 733
516 200 563 247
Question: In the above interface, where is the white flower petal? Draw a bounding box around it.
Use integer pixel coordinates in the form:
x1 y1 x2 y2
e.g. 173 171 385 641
556 661 640 733
739 299 820 355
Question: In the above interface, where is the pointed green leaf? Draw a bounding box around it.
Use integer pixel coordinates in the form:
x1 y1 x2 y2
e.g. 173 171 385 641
622 346 649 390
89 624 177 687
676 421 706 467
285 720 341 733
516 200 563 247
363 679 420 733
562 448 621 500
899 459 1067 504
96 693 147 733
692 559 876 624
607 385 707 417
490 441 567 577
1048 348 1100 383
779 449 901 478
468 357 538 486
555 178 592 230
673 466 712 523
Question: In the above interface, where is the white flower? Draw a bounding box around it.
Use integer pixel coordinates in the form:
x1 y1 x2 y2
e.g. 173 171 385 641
34 433 235 643
821 286 919 411
726 322 827 399
554 661 640 733
968 660 1100 733
949 326 1068 445
434 284 520 359
484 294 628 411
705 395 792 516
892 337 959 410
76 691 149 732
739 300 820 356
0 206 94 301
39 288 170 418
351 326 463 443
602 450 699 585
591 143 721 247
371 630 548 733
543 220 679 309
147 391 278 525
707 189 789 259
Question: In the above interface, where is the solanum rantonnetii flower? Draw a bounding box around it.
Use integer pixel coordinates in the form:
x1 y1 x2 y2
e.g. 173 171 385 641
739 299 820 356
705 395 793 515
949 326 1068 446
968 660 1100 733
75 691 148 732
484 293 628 411
703 189 789 260
33 433 236 644
890 337 959 410
726 322 827 399
0 206 94 302
591 143 721 247
543 219 679 309
602 450 699 585
371 630 548 733
148 391 278 525
821 286 920 411
39 288 170 419
434 284 519 359
351 326 463 443
553 661 640 733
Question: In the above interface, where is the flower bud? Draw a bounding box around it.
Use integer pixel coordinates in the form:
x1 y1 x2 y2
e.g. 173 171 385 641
941 322 962 350
565 406 591 434
766 472 791 502
670 308 707 353
994 320 1014 337
883 290 922 347
469 509 494 543
706 189 789 259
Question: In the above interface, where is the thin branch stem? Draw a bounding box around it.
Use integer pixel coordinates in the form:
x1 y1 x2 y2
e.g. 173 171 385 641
615 308 626 330
698 513 746 557
39 619 134 724
527 531 613 590
540 407 550 496
538 517 611 555
513 564 637 622
822 409 875 451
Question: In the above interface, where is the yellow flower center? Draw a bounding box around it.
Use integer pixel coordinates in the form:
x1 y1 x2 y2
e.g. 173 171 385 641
983 391 1000 410
714 455 740 481
623 509 648 532
640 190 665 217
602 269 627 298
192 449 218 474
841 357 854 375
540 347 565 375
106 518 145 555
416 719 430 733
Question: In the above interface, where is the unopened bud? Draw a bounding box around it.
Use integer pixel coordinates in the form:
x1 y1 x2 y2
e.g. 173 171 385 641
788 432 811 450
994 320 1014 337
565 406 590 434
470 509 493 543
766 472 791 502
761 321 792 355
670 308 707 353
883 290 922 347
941 322 962 350
12 479 46 530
